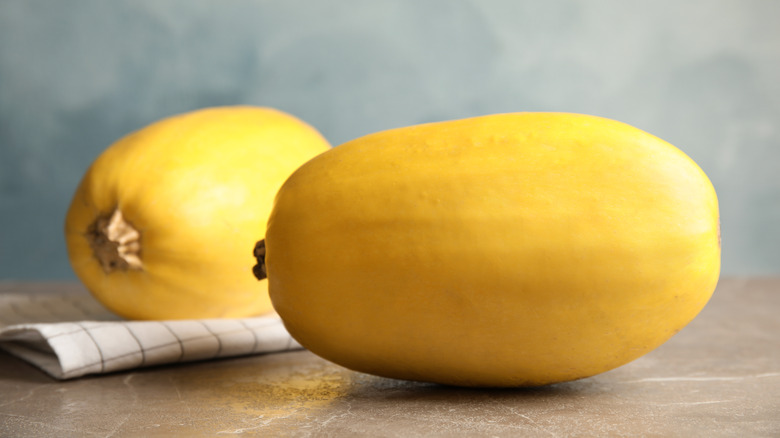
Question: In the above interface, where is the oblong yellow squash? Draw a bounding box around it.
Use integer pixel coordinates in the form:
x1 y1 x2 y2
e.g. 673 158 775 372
260 112 720 387
65 106 330 320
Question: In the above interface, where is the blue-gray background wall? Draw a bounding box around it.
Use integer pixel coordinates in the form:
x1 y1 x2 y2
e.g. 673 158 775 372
1 0 778 279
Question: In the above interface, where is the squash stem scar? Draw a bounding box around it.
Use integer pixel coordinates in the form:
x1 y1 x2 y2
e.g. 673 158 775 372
86 208 143 273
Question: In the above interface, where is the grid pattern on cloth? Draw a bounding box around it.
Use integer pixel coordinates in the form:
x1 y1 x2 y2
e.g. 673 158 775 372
0 291 301 380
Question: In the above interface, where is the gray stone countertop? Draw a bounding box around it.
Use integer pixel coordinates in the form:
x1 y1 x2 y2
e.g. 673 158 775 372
1 277 778 437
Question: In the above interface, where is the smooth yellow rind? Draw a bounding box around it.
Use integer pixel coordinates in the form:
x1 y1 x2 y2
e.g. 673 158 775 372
65 106 330 320
266 112 720 387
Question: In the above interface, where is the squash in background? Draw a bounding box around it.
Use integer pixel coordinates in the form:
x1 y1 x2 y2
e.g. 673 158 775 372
66 106 330 320
256 112 720 387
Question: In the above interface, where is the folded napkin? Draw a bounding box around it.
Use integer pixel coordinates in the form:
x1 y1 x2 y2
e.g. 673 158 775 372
0 288 301 380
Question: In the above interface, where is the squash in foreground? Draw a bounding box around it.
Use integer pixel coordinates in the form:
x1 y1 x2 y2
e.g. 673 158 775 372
65 106 330 320
256 112 720 387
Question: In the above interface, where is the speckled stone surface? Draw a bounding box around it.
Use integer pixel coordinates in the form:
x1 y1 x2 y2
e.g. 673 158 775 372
1 277 778 437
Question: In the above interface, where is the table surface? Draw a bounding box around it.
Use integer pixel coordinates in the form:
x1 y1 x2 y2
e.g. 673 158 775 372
1 277 778 437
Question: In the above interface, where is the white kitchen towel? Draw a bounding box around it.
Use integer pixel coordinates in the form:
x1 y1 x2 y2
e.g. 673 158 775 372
0 290 302 380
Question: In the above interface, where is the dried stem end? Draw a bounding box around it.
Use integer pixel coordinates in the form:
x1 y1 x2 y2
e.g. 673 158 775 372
253 240 267 280
86 209 143 273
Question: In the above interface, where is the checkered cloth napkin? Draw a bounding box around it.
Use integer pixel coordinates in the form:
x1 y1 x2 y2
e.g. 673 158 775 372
0 288 301 379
